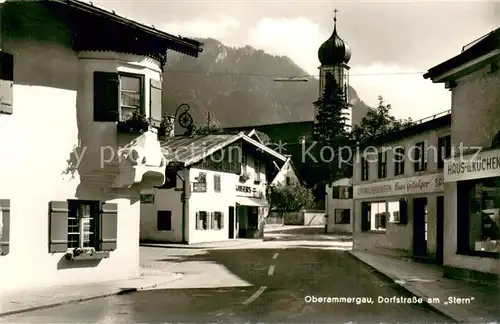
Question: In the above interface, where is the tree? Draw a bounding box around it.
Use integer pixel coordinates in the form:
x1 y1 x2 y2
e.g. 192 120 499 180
194 112 224 135
311 72 351 184
351 95 413 143
266 183 315 216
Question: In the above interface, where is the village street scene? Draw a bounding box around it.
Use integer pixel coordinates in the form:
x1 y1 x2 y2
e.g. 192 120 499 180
0 0 499 323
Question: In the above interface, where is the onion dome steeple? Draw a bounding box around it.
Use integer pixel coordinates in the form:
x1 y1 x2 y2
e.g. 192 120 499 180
318 9 351 66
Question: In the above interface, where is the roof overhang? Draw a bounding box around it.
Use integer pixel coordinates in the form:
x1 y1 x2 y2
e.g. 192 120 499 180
424 28 500 83
32 0 203 58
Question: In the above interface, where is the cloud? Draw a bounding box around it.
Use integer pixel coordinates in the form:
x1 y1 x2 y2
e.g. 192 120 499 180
247 17 327 76
160 16 241 39
350 63 450 120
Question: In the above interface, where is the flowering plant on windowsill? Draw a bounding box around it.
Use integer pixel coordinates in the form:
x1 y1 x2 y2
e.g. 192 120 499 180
73 247 96 256
117 110 153 134
239 172 251 182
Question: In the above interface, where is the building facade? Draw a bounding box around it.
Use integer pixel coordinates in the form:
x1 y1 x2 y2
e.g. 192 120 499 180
325 178 353 234
352 113 451 264
424 27 500 281
140 132 288 244
0 0 201 292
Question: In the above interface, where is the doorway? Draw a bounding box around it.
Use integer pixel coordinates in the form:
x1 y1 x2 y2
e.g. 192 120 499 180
229 206 235 239
436 196 444 265
413 197 428 257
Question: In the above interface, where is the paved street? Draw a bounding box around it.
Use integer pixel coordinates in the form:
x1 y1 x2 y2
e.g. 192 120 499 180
1 228 451 323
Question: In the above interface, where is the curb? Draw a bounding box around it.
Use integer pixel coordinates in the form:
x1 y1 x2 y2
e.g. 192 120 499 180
0 273 184 318
348 251 461 324
141 240 263 250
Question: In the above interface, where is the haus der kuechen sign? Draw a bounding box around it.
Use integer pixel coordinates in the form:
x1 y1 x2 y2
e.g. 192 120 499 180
444 148 500 183
353 173 444 199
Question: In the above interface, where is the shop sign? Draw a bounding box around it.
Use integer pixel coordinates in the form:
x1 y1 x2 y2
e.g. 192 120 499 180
444 149 500 183
236 185 262 198
353 173 444 199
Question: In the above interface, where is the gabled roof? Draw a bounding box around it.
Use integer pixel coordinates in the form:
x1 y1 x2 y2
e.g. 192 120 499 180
27 0 203 57
160 132 287 168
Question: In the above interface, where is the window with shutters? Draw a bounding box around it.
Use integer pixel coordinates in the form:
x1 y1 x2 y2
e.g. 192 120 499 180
214 174 221 192
0 199 10 256
119 74 143 121
394 147 405 176
0 52 14 115
361 157 369 181
332 186 351 199
196 211 208 230
157 210 172 231
414 141 427 172
49 201 118 254
378 151 387 179
334 209 350 224
67 200 100 249
94 72 150 123
212 211 223 230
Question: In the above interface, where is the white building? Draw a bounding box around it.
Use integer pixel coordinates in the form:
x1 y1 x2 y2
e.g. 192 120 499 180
424 27 500 281
0 0 201 292
140 131 289 243
325 178 353 233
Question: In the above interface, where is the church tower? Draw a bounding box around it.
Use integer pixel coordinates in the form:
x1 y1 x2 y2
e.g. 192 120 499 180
316 10 352 126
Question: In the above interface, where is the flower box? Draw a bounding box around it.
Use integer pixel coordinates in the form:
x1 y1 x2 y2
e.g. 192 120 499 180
117 111 152 134
65 248 110 261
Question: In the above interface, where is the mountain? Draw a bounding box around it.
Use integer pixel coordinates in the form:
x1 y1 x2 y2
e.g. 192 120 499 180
162 38 371 129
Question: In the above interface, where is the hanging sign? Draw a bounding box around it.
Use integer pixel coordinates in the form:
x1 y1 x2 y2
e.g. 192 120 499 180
444 149 500 182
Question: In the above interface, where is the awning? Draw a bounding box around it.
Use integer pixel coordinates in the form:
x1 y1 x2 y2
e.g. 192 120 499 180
236 196 268 207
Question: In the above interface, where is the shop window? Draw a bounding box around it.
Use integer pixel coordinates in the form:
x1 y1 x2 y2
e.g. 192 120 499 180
157 210 172 231
0 199 10 255
378 151 387 178
335 209 350 224
457 177 500 257
413 141 427 172
196 211 209 230
361 157 369 181
438 135 451 169
394 147 405 176
361 201 387 232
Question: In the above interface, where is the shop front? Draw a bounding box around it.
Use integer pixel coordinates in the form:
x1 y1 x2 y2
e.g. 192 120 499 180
443 148 500 281
353 173 445 263
235 183 268 238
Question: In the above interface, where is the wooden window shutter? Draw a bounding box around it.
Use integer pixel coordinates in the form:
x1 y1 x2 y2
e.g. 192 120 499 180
220 212 224 229
209 212 213 230
149 78 162 127
49 201 69 253
348 186 353 199
399 199 408 225
0 52 14 115
99 203 118 251
361 203 370 231
332 186 339 199
0 199 10 255
195 212 200 230
93 72 119 122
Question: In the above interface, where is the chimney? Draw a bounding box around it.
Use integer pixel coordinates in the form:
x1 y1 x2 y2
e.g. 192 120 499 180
166 115 175 137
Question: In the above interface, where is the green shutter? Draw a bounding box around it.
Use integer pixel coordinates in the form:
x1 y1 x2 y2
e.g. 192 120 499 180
149 78 162 127
99 203 118 251
0 199 10 255
94 72 119 122
49 201 69 253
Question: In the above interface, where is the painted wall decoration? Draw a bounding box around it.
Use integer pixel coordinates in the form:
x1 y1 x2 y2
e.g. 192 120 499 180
140 194 155 203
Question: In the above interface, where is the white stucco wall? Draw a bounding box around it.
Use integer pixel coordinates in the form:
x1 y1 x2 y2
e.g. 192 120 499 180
140 144 272 243
0 34 164 291
443 65 500 276
271 159 299 186
325 179 353 233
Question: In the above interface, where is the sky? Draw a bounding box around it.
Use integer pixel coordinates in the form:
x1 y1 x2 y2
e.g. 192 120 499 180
94 0 499 121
